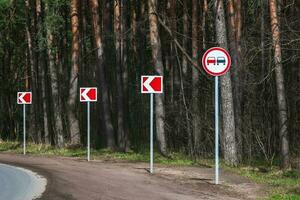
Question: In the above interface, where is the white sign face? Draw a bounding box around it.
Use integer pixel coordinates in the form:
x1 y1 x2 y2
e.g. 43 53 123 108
141 76 163 94
80 87 97 102
17 92 32 104
202 47 231 76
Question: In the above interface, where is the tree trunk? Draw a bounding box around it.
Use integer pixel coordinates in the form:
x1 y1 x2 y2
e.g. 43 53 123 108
182 0 188 76
202 0 208 49
41 49 50 144
235 0 243 160
167 0 177 104
69 0 81 145
34 0 43 144
269 0 289 169
182 0 193 155
261 0 266 78
227 0 242 161
114 0 127 151
131 0 137 57
215 0 238 166
24 0 37 142
121 0 130 151
148 0 167 155
46 8 64 147
192 0 200 155
90 0 116 149
36 0 50 144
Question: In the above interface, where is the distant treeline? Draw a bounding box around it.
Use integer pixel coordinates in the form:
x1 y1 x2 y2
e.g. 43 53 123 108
0 0 299 169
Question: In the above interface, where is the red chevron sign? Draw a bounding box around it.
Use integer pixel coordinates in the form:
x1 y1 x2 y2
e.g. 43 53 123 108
17 92 32 104
80 87 97 102
141 76 163 94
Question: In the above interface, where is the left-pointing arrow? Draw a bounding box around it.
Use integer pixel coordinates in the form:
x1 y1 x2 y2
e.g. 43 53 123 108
80 88 97 102
143 77 155 92
17 92 32 104
81 89 89 101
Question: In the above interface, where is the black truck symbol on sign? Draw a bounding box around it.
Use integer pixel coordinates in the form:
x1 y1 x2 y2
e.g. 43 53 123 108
207 57 226 65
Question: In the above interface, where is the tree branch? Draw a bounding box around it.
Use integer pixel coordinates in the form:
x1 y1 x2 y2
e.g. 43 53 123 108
156 15 203 73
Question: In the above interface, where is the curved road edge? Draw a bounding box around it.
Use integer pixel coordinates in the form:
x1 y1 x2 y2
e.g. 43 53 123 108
0 163 47 200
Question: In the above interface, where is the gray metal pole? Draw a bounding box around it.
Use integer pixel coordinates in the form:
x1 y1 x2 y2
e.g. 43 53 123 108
87 101 90 161
23 104 26 155
150 93 154 174
215 76 219 184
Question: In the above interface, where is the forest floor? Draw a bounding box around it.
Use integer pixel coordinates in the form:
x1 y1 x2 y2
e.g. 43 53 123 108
0 142 299 200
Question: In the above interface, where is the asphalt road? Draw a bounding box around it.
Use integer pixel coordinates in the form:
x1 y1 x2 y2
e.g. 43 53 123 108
0 163 46 200
0 153 257 200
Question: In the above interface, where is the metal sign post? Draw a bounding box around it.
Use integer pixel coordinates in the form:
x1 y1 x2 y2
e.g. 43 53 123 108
23 104 26 155
141 75 163 174
80 87 97 162
150 93 154 173
202 47 231 185
17 92 32 155
87 101 90 161
215 76 219 184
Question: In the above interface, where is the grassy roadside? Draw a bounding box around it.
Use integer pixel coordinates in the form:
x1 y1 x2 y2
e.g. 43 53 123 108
0 141 299 200
229 165 300 200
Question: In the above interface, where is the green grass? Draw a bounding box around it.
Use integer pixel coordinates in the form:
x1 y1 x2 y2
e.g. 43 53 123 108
0 141 299 199
230 165 300 200
0 141 210 166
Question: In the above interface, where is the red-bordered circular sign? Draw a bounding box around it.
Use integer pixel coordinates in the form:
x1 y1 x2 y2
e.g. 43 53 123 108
202 47 231 76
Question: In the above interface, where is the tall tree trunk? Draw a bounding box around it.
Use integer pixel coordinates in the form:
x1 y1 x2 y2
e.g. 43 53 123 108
121 0 130 151
202 0 208 49
215 0 238 166
69 0 81 145
131 0 137 57
181 0 192 154
131 0 138 90
235 0 243 160
191 0 200 155
261 0 266 78
46 7 64 147
36 0 50 144
24 0 36 142
182 0 188 76
269 0 289 169
80 0 88 86
227 0 242 161
32 0 43 143
169 0 181 144
31 0 43 143
90 0 116 149
114 0 127 151
41 50 50 144
148 0 167 155
167 0 177 104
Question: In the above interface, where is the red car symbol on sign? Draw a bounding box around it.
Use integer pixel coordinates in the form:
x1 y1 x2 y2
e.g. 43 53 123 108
207 57 216 65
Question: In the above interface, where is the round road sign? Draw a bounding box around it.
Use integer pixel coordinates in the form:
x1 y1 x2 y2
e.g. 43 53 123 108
202 47 231 76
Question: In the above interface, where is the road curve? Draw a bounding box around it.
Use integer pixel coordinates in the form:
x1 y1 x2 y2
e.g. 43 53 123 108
0 163 46 200
0 153 244 200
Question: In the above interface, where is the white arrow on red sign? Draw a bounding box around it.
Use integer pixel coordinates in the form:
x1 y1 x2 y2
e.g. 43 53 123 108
17 92 32 104
80 87 97 102
141 76 163 94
